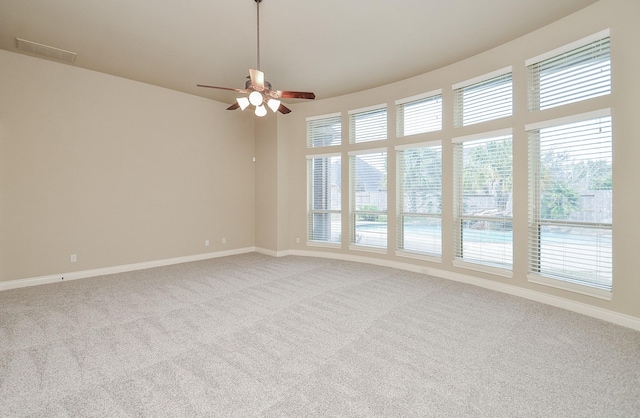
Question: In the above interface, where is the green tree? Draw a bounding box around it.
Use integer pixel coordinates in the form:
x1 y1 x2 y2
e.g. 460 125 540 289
541 181 581 219
402 147 442 213
462 139 512 211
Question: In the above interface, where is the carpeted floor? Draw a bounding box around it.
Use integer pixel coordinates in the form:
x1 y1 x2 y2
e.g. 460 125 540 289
1 253 639 417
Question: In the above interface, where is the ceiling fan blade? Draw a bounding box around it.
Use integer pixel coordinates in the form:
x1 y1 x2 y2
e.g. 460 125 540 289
249 69 265 89
226 102 240 111
275 90 316 100
277 104 292 114
196 84 247 93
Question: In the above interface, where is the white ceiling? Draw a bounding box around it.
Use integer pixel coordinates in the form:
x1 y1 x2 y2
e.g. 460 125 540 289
0 0 598 105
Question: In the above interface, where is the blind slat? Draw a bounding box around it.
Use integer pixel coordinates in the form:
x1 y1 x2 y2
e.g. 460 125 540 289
397 145 442 256
528 36 610 111
528 114 612 290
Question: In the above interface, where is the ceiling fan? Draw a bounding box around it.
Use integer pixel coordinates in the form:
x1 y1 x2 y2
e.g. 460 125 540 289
197 0 315 116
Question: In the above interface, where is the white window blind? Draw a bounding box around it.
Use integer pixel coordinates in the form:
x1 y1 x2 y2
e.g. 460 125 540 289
527 34 610 111
349 105 387 143
307 154 341 244
527 111 612 290
396 91 442 137
453 70 512 127
350 150 387 248
453 131 513 271
397 143 442 257
307 113 342 148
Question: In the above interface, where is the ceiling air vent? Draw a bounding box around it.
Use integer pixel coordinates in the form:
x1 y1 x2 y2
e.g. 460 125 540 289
15 38 77 63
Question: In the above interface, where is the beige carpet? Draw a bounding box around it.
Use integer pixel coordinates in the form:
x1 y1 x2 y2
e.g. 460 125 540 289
1 253 639 417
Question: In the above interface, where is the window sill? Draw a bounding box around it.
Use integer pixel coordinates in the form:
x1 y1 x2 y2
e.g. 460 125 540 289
348 244 387 255
396 250 442 264
306 241 341 249
453 259 513 278
527 273 612 301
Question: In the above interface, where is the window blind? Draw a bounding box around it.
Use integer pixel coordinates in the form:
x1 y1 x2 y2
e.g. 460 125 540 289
307 154 341 244
397 143 442 256
527 35 610 111
453 132 513 270
453 71 512 127
527 111 612 290
349 105 387 143
350 150 387 248
307 113 342 148
396 91 442 137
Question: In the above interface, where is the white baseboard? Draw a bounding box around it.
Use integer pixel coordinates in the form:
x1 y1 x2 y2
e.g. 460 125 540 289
2 247 639 332
284 249 640 332
0 247 256 292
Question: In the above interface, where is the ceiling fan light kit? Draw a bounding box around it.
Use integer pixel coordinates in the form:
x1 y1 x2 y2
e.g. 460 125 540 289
197 0 315 116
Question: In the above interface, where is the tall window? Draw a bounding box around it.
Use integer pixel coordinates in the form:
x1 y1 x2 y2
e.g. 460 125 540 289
453 130 513 273
527 31 610 111
453 68 512 127
307 113 341 147
397 142 442 258
396 90 442 137
527 110 612 291
307 154 341 245
350 150 388 249
349 105 387 143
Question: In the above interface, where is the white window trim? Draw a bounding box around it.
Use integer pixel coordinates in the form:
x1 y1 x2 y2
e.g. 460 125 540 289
453 259 513 279
306 112 342 122
525 108 612 132
348 103 387 115
395 140 442 151
307 241 341 249
348 147 388 156
528 273 612 301
525 29 611 67
452 66 513 90
396 250 442 264
395 89 442 105
306 152 342 160
348 244 388 254
452 128 513 144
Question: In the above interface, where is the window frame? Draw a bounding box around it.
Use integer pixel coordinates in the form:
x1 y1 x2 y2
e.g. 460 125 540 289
349 148 388 252
396 90 443 137
306 152 342 247
396 141 443 261
348 104 388 144
453 129 514 277
526 109 613 299
453 67 513 127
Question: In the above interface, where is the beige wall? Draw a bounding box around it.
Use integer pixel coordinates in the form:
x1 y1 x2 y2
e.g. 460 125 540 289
279 0 640 319
1 0 638 322
0 50 256 281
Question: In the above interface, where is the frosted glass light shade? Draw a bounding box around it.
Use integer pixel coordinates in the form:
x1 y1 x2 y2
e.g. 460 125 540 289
249 91 263 106
236 97 250 110
267 98 281 113
255 105 267 117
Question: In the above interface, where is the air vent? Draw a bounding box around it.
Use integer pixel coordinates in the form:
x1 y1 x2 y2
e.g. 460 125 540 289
15 38 77 63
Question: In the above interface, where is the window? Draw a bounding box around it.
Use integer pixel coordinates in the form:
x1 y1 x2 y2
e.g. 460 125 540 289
527 110 612 291
453 130 513 273
453 68 512 127
350 150 388 250
307 113 341 148
307 154 341 245
397 142 442 258
527 30 610 111
349 105 387 143
396 90 442 137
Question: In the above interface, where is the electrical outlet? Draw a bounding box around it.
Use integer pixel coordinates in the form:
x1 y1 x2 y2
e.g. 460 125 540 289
205 240 210 247
296 237 300 244
70 254 77 263
222 237 227 244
